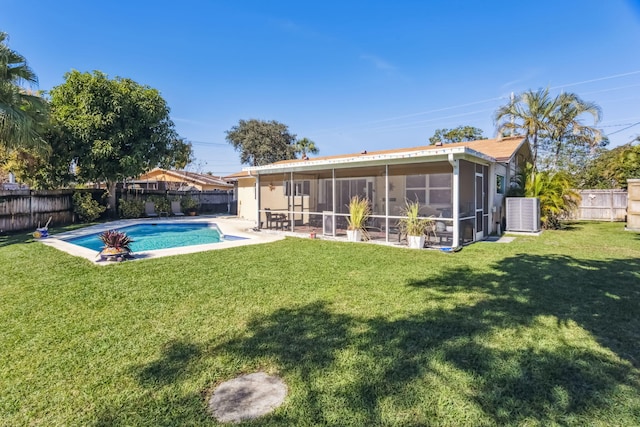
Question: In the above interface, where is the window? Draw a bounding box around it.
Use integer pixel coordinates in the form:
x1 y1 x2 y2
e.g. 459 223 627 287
405 173 451 205
405 175 426 203
496 175 505 194
284 180 310 196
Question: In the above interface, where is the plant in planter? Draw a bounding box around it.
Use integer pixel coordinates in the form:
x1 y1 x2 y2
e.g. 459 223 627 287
181 195 199 215
98 229 134 261
398 200 434 249
346 196 370 242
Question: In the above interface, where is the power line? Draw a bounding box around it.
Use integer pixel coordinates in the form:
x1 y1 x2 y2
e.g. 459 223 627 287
606 121 640 136
551 70 640 91
309 70 640 137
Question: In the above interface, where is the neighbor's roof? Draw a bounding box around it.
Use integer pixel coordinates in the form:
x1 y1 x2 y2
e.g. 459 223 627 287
224 170 252 180
141 168 233 188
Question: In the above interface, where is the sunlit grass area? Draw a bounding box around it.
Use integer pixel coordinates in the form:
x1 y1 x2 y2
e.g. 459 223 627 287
1 222 639 425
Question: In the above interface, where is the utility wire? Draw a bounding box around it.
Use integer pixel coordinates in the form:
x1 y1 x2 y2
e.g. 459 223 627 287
606 121 640 136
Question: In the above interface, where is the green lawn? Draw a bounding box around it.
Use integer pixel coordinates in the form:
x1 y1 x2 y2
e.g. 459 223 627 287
1 222 639 426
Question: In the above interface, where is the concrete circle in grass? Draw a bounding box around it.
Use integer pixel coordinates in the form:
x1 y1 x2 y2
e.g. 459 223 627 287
208 372 287 423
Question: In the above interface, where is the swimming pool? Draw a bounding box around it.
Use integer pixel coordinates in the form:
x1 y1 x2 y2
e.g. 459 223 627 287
65 223 245 252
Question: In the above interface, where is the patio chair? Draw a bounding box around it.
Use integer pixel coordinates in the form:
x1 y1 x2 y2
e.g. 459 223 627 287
264 208 290 230
145 201 159 217
171 200 185 216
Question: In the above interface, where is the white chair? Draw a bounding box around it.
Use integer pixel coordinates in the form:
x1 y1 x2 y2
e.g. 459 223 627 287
171 200 185 216
145 201 159 217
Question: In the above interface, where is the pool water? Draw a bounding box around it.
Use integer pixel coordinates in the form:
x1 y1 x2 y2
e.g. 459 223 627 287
66 223 244 252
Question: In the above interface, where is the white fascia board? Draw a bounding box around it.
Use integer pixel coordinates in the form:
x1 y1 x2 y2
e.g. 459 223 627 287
244 146 496 175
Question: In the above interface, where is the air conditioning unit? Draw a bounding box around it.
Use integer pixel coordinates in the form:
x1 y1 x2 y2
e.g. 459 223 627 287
506 197 540 232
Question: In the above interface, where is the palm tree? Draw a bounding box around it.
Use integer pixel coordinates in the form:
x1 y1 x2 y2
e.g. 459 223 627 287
0 32 47 149
294 137 319 159
494 88 556 169
545 92 602 169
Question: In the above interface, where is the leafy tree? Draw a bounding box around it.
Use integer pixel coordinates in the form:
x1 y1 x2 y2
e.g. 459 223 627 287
509 162 580 229
0 32 48 150
49 70 191 214
578 142 640 189
225 119 297 166
0 120 75 189
294 137 319 158
428 126 485 145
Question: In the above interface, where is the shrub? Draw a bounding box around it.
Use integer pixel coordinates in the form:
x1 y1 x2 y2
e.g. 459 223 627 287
398 200 434 236
346 196 370 231
180 195 199 211
72 192 106 222
147 195 170 214
119 198 144 218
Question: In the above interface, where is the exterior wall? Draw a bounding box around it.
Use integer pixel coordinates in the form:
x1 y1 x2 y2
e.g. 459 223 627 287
236 178 257 222
492 163 508 233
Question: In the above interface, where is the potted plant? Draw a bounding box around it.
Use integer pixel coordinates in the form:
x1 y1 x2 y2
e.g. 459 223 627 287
398 200 433 249
181 195 199 216
98 229 134 261
346 196 370 242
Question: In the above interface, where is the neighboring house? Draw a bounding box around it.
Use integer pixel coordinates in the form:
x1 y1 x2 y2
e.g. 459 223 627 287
133 168 233 192
230 136 531 246
0 172 29 190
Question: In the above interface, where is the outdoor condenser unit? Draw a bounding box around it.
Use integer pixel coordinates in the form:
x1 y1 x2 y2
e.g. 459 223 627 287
506 197 540 232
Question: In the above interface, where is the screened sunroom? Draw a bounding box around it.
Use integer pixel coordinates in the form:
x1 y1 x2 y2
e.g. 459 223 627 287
238 137 528 248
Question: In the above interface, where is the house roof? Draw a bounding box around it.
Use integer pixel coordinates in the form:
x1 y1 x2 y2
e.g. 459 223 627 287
224 170 252 180
234 136 527 176
142 168 233 188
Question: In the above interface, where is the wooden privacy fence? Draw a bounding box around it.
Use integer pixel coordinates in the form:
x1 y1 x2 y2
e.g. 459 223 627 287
0 189 237 233
569 189 628 222
0 190 75 233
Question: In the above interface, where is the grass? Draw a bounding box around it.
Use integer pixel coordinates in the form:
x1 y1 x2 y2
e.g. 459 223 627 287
1 221 639 426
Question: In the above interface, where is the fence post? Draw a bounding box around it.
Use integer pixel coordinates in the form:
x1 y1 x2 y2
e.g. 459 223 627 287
29 190 34 229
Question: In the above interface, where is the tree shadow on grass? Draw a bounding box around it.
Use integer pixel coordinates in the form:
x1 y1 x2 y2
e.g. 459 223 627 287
213 273 639 425
415 254 640 368
0 232 36 248
94 256 640 425
136 340 201 386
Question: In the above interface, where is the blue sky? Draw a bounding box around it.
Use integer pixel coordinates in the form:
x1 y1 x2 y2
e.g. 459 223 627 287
3 0 640 175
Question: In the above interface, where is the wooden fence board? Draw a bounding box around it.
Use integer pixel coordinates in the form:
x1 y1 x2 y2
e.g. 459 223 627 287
569 189 627 221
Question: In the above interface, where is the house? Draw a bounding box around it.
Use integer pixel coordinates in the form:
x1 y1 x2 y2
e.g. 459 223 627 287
229 136 531 247
133 168 233 192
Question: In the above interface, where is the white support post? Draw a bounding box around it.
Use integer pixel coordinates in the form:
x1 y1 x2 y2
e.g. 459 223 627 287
385 164 389 243
255 174 261 228
449 154 460 247
332 169 336 237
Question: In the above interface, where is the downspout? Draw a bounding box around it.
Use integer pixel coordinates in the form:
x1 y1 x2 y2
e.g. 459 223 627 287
448 154 460 248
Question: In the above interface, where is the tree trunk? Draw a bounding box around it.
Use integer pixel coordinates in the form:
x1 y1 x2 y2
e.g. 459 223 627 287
106 181 117 218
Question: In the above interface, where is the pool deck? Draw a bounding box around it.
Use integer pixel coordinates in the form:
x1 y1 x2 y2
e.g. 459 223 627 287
41 216 284 264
